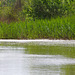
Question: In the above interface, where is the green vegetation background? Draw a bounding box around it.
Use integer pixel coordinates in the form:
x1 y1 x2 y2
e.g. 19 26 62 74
0 0 75 39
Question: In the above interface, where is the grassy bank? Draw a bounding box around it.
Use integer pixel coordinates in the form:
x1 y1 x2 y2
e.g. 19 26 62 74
0 15 75 39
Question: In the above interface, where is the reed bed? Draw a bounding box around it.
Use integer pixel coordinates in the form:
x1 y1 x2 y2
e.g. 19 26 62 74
0 15 75 39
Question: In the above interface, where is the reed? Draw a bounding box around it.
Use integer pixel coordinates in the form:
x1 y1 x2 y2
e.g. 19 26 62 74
0 15 75 39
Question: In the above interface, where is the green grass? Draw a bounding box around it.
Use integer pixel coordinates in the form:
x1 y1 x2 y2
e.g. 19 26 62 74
0 15 75 39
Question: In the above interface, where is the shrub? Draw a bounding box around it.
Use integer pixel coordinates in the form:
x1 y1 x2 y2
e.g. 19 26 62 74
31 0 75 18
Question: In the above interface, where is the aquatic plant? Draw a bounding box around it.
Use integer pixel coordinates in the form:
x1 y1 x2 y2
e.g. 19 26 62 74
0 15 75 39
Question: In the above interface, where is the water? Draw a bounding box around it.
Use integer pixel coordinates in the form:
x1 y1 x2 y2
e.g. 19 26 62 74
0 40 75 75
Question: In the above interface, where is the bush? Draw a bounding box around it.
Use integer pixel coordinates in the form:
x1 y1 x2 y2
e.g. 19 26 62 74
18 0 33 21
0 0 75 22
31 0 75 18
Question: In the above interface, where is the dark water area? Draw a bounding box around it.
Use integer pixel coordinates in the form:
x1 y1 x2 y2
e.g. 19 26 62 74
0 40 75 75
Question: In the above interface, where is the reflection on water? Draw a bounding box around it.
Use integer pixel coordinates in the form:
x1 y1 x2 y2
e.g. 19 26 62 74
0 45 75 75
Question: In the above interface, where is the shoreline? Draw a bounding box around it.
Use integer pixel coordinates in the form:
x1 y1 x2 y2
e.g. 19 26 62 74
0 39 75 45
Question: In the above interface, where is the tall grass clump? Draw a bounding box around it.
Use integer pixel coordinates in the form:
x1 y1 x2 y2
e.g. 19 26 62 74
0 15 75 39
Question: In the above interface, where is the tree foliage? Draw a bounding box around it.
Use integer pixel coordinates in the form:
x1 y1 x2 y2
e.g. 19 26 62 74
31 0 75 18
0 0 75 22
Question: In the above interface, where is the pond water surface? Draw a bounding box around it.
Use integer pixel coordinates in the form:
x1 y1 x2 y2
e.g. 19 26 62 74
0 40 75 75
